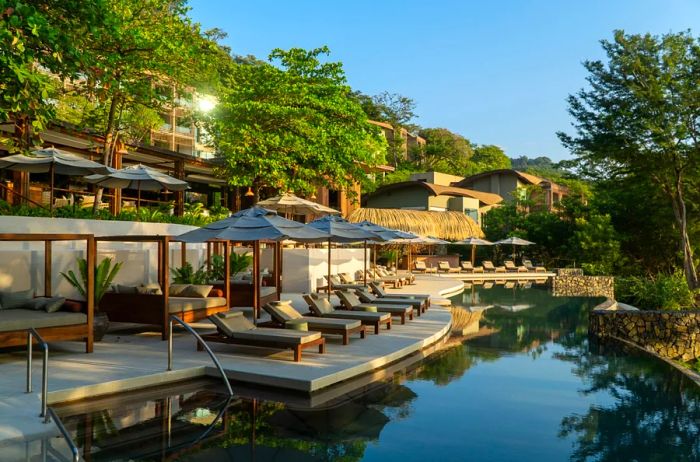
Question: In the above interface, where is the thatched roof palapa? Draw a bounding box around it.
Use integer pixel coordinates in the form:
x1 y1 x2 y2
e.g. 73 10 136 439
348 208 484 241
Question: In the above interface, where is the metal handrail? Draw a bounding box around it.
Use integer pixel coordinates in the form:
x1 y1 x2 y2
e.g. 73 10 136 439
167 315 233 396
26 328 49 422
47 407 80 462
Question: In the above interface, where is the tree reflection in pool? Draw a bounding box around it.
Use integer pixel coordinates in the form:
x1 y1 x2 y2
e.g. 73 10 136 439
57 285 700 461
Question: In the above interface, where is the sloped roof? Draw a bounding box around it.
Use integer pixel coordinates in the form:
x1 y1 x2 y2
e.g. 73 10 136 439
365 181 503 206
348 208 483 240
454 169 550 187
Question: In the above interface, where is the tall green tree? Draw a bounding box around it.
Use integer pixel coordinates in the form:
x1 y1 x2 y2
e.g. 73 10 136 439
0 0 102 151
469 144 512 173
415 127 473 173
559 31 700 288
206 46 387 201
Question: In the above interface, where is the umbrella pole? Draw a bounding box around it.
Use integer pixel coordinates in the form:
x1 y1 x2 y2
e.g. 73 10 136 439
471 245 476 265
253 240 260 322
327 238 332 296
49 163 55 214
363 240 367 286
137 183 141 212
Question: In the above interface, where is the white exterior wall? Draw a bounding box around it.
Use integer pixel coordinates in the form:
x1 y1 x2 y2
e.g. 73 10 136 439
283 248 368 293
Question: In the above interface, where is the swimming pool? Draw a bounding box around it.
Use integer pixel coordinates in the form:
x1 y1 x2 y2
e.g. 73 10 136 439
55 285 700 461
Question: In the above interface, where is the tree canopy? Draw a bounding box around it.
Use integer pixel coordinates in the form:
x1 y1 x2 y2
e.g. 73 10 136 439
206 46 387 200
559 30 700 288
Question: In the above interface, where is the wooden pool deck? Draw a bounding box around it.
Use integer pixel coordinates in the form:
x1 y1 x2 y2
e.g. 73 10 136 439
0 276 461 454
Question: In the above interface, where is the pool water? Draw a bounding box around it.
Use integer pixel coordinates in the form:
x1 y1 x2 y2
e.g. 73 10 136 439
56 286 700 461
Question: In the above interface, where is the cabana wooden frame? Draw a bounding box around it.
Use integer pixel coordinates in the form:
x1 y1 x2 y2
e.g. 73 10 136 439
0 233 95 352
97 235 231 340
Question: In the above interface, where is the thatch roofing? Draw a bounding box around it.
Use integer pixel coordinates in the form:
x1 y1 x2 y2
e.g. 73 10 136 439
348 208 484 241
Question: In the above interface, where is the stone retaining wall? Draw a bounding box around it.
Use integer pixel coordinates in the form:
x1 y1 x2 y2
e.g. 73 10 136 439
555 268 584 276
589 310 700 361
551 275 614 298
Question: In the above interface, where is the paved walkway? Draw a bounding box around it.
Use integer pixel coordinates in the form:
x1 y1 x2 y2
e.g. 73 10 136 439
0 275 462 455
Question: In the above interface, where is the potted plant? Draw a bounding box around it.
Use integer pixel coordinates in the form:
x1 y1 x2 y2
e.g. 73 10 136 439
61 257 123 341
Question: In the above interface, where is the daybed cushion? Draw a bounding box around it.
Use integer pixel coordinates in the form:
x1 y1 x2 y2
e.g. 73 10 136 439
210 312 320 345
0 309 87 332
0 289 35 309
168 296 227 314
169 284 190 297
180 285 213 298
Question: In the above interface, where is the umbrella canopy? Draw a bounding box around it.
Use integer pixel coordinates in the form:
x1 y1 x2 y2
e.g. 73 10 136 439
354 220 417 242
307 216 381 293
176 206 329 243
257 193 340 217
86 164 189 211
0 147 112 211
0 147 110 175
455 238 494 265
85 164 189 192
494 237 535 246
494 237 535 261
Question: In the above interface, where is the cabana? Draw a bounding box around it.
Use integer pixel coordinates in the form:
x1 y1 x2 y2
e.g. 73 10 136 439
97 235 230 339
0 233 95 352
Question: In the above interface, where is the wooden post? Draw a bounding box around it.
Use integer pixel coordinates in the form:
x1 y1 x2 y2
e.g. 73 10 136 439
111 149 123 215
86 236 95 353
44 241 52 297
224 241 231 308
174 160 185 217
273 241 281 298
162 236 170 341
327 238 332 295
253 241 260 321
206 242 211 271
363 240 368 285
180 241 186 268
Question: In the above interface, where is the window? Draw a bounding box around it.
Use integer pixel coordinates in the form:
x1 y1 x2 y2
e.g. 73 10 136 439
465 208 479 223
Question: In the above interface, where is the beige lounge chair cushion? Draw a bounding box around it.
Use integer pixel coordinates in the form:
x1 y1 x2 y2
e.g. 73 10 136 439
265 301 303 322
320 310 390 322
168 297 227 313
210 311 321 345
0 309 87 332
299 317 361 330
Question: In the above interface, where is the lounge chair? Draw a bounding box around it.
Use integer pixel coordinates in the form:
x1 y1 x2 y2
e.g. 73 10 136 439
335 290 413 324
304 294 391 334
355 288 426 315
437 261 460 273
482 261 506 273
375 266 415 285
460 261 484 273
366 269 403 288
522 259 547 273
504 261 528 273
317 275 365 292
203 311 325 362
414 260 437 274
368 282 431 308
262 301 365 345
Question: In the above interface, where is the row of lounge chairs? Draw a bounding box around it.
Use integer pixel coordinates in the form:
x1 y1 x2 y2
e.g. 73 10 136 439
201 282 431 362
414 259 547 274
318 267 416 292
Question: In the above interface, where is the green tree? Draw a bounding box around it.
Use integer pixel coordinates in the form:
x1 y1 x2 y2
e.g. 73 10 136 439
559 31 700 288
207 46 387 201
415 127 473 173
0 0 102 151
469 144 512 174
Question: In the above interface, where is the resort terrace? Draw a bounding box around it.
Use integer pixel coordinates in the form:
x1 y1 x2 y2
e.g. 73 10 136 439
0 275 459 456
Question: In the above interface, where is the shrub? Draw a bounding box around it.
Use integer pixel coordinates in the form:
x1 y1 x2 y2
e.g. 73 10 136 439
615 271 696 310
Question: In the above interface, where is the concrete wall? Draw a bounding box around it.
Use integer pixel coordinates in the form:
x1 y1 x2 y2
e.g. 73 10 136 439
590 310 700 361
466 173 520 202
409 172 464 186
283 248 368 293
365 184 429 210
551 274 614 298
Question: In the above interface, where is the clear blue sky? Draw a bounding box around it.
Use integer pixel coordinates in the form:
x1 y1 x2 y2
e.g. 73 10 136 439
188 0 700 161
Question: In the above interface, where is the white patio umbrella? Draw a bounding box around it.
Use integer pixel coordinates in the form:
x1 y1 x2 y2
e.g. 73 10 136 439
0 147 111 211
85 164 189 211
454 237 494 264
257 193 340 218
494 237 535 261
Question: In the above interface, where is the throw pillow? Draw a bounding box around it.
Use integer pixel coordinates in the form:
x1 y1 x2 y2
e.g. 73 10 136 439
23 298 48 311
0 289 35 309
169 284 190 297
115 284 139 294
141 283 163 295
181 284 213 298
62 300 84 313
44 297 66 313
137 286 160 295
209 288 224 298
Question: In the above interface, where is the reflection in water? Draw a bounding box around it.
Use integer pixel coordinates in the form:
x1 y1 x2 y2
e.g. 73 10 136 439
56 286 700 461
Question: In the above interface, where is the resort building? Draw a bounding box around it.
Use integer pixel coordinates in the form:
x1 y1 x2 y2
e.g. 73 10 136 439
368 120 426 163
363 172 502 224
453 169 569 211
